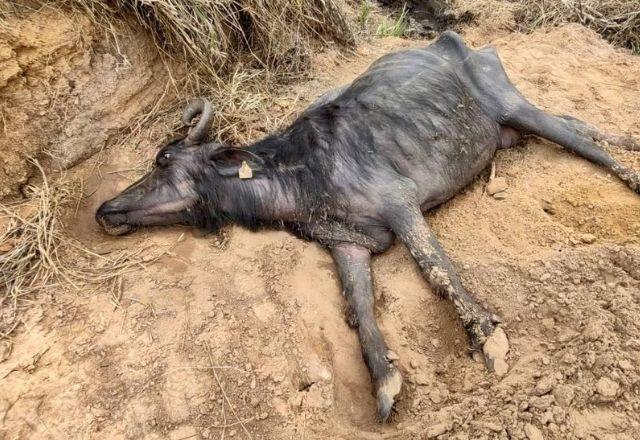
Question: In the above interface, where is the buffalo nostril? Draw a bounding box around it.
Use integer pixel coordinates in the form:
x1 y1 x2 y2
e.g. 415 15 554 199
96 202 114 220
96 201 126 223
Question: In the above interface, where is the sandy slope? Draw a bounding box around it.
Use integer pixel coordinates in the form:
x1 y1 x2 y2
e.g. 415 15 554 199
1 25 640 439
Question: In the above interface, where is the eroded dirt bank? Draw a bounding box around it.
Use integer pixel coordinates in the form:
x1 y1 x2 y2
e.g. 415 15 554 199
1 25 640 440
0 6 167 198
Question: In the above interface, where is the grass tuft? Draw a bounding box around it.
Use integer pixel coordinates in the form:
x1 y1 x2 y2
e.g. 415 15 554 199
376 5 410 38
358 0 374 30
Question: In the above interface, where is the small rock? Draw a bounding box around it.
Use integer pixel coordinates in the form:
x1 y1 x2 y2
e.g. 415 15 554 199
532 376 557 396
580 233 596 244
594 354 614 370
530 395 554 411
271 372 285 383
414 371 433 386
596 377 619 398
430 338 441 348
409 359 419 369
618 359 634 371
582 321 605 341
493 191 507 200
558 332 577 344
307 360 332 383
480 421 503 432
524 423 544 440
542 318 555 331
386 350 400 361
429 389 444 404
487 177 508 196
472 351 484 364
553 385 574 407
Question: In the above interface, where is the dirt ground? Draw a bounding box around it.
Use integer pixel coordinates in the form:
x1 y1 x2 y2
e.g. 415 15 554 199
1 23 640 440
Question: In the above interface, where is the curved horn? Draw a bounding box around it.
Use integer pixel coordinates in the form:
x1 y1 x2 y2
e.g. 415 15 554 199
182 98 214 143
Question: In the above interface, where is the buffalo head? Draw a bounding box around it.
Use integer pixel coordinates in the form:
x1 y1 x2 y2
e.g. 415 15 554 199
95 99 214 235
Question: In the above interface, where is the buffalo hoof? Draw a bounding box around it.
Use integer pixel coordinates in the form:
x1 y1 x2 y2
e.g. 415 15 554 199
482 326 510 377
376 365 402 423
613 165 640 195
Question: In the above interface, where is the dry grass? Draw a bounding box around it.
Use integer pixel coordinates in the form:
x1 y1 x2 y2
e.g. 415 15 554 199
459 0 640 53
513 0 640 53
106 66 302 163
0 159 170 341
63 0 354 81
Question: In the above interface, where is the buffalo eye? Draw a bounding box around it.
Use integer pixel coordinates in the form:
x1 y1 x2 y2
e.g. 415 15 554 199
156 151 172 167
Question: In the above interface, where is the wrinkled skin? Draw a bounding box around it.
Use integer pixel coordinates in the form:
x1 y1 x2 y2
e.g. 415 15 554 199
97 32 640 422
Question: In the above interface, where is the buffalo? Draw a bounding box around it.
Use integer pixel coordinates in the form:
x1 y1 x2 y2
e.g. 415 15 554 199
96 31 639 421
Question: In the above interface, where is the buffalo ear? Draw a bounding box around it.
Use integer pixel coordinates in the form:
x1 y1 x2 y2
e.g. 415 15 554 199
208 146 264 177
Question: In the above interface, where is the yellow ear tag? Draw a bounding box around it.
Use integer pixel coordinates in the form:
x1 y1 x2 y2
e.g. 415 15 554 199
238 161 253 179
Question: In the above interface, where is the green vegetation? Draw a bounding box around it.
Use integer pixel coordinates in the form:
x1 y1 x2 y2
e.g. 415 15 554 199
376 5 410 38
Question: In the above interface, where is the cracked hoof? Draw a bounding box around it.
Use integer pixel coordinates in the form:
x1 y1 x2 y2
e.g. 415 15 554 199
614 166 640 195
376 366 402 423
482 326 510 377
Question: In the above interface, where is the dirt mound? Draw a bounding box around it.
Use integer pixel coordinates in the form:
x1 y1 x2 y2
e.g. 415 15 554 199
1 25 640 440
0 7 166 198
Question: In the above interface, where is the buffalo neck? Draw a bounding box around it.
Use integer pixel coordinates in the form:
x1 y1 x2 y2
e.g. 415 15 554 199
216 172 299 228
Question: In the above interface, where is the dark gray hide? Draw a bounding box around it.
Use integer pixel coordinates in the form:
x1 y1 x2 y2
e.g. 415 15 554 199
96 31 640 422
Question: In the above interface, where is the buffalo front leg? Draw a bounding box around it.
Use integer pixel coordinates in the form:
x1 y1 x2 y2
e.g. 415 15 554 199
331 243 402 422
387 204 509 375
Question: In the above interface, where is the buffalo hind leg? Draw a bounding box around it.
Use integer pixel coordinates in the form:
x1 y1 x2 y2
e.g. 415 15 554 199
386 202 509 374
331 243 402 422
506 106 640 193
558 115 639 152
